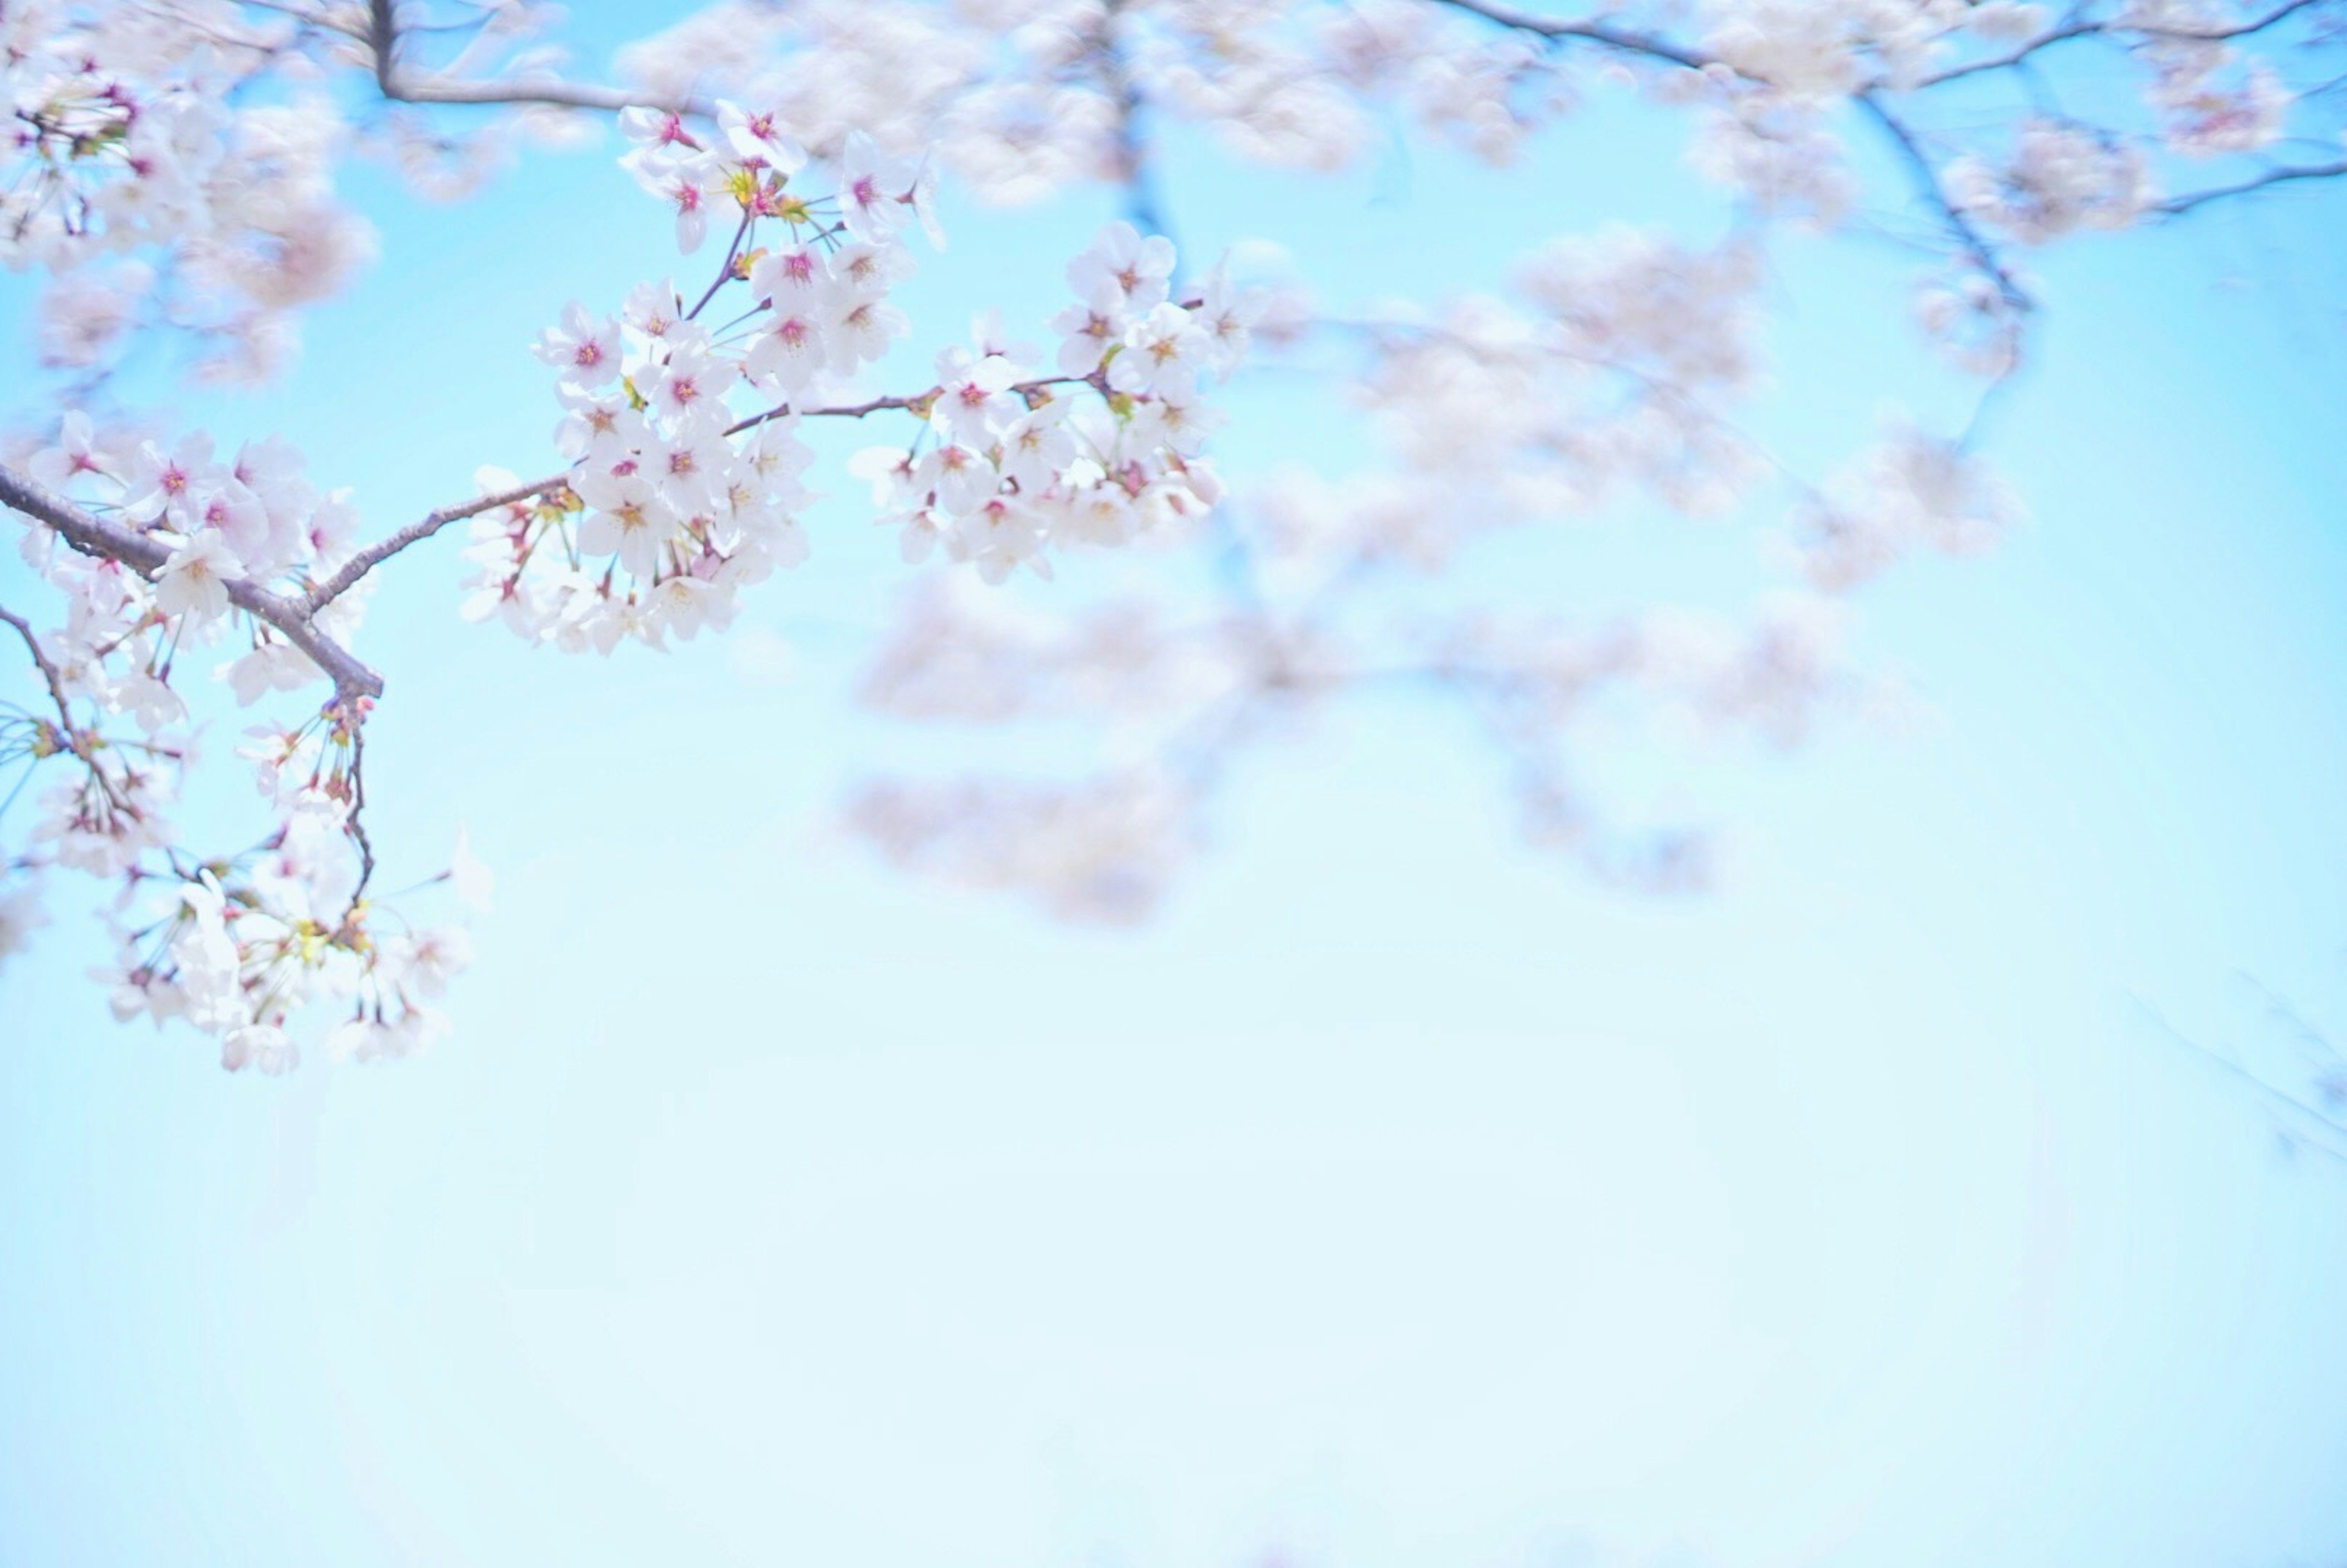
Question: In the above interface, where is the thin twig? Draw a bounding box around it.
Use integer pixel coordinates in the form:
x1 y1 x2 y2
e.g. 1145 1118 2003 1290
307 474 565 613
340 700 376 905
364 0 707 120
2131 995 2347 1167
688 211 755 321
1857 90 2034 312
1920 0 2328 86
2 599 134 813
1419 0 1716 71
724 373 1101 436
0 603 76 734
2158 158 2347 214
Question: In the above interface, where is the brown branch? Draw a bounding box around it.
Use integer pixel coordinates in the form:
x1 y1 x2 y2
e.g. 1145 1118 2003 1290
724 374 1101 436
0 602 76 735
336 697 378 904
365 0 397 98
318 373 1103 606
384 72 707 117
4 456 423 906
1419 0 1716 71
363 0 708 120
1857 90 2034 312
1915 20 2104 86
2126 0 2330 43
1101 0 1178 244
1919 0 2330 86
307 474 567 613
2158 156 2347 212
687 212 756 321
0 462 384 702
2 599 139 815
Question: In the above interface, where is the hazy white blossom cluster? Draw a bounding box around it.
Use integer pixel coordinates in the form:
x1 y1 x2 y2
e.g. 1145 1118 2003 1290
1792 423 2022 590
1150 232 1766 595
1947 120 2159 241
839 552 1883 915
0 0 2340 1063
858 577 1251 724
0 1 377 380
618 0 1571 197
847 767 1197 924
608 0 2331 245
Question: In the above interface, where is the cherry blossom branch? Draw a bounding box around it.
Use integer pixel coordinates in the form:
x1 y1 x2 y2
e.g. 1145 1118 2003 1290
687 213 756 320
1914 18 2106 86
4 599 136 816
1417 0 1716 73
2138 0 2329 42
315 361 1106 615
725 374 1104 436
383 73 704 117
1857 90 2034 312
306 474 567 613
1919 0 2330 85
2158 156 2347 212
312 363 1107 616
1101 1 1180 246
0 462 384 702
0 603 75 736
362 0 707 119
338 697 378 901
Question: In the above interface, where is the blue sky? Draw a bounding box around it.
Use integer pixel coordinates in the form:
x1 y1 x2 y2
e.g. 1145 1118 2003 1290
6 10 2347 1564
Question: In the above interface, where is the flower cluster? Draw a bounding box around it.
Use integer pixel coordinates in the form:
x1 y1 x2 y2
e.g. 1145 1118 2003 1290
617 0 1576 203
1790 423 2022 591
460 110 932 650
1947 120 2158 243
853 222 1257 583
1312 229 1766 563
20 414 361 708
2 0 2341 1060
471 117 1252 649
90 803 479 1075
4 409 479 1070
2132 1 2298 157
